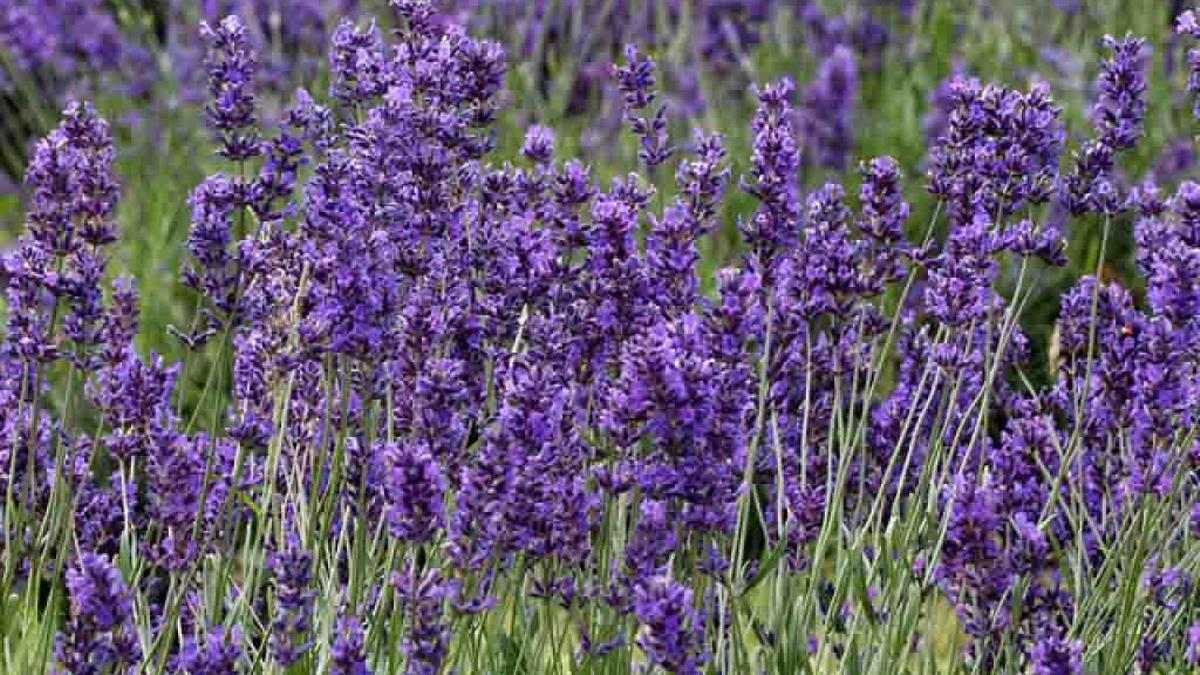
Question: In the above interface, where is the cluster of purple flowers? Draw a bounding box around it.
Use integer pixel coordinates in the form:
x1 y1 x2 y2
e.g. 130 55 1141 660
5 3 1200 674
0 0 133 87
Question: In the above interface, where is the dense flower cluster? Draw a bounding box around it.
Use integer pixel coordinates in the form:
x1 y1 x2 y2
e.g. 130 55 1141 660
4 3 1200 675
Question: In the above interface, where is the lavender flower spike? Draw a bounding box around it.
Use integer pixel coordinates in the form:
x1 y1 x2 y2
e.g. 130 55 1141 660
200 15 261 161
331 615 371 675
634 575 707 675
269 533 316 667
799 44 858 171
1091 34 1148 150
55 554 141 673
1178 9 1200 119
614 44 674 169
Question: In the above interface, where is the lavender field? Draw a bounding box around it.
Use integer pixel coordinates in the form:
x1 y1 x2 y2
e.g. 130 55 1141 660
2 1 1200 673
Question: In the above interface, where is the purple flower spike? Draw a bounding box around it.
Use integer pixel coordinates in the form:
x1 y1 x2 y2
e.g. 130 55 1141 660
1188 623 1200 664
1029 637 1083 675
613 44 658 111
741 78 800 283
200 15 262 161
614 45 674 169
676 130 729 233
174 625 245 674
330 19 389 107
521 124 556 166
798 45 858 172
382 441 446 544
634 575 707 675
1177 10 1200 119
927 77 1063 221
269 533 316 667
55 554 141 673
331 615 371 675
1091 35 1148 151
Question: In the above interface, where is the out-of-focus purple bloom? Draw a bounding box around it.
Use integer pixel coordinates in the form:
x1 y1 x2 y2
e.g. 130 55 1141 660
1143 564 1192 611
0 3 56 82
924 61 967 148
168 1 360 110
1150 138 1196 186
796 2 890 68
1188 623 1200 664
798 45 857 172
1176 10 1200 119
1138 635 1167 673
1040 47 1086 94
694 0 771 66
0 0 129 92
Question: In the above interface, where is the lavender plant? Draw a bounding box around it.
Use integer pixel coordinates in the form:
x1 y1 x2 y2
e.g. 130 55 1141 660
3 2 1200 674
